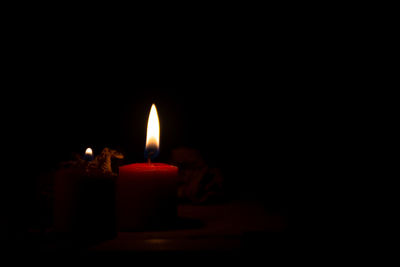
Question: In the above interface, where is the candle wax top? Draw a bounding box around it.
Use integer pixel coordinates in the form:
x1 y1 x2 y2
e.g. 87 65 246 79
120 163 178 174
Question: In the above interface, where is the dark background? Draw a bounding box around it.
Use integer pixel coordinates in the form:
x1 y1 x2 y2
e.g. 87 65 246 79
1 30 320 239
0 10 337 261
3 84 304 231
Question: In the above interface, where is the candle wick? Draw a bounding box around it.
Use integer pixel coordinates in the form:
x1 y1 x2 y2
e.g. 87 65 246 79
147 157 152 165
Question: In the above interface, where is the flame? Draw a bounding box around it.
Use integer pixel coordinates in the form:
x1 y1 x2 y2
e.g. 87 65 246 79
146 104 160 151
85 147 93 156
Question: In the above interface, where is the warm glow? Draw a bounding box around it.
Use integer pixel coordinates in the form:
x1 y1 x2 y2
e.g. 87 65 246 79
85 147 93 156
146 104 160 150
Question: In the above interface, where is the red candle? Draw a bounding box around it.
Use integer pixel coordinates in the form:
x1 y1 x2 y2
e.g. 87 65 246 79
116 104 179 231
117 163 178 230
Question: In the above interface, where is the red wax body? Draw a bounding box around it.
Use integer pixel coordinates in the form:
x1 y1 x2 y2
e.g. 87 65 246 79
116 163 179 231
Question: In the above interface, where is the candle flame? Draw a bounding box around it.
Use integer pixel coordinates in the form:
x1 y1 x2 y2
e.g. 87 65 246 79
85 147 93 156
146 104 160 155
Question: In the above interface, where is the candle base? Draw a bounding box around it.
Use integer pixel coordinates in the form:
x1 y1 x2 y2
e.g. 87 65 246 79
117 201 178 232
117 186 179 231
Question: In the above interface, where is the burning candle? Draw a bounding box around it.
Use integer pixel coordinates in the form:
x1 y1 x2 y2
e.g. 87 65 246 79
54 147 117 239
116 104 179 231
83 147 94 161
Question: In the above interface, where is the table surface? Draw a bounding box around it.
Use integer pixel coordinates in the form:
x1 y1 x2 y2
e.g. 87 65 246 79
89 200 287 253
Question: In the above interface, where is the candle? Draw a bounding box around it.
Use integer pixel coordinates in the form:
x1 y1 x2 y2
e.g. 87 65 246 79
54 147 117 240
83 147 94 161
116 104 179 231
53 167 83 233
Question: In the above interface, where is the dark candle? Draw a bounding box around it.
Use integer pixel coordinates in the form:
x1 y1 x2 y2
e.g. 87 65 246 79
54 148 117 240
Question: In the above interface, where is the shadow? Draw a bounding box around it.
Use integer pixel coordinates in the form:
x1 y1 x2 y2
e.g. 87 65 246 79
122 216 205 232
172 216 205 230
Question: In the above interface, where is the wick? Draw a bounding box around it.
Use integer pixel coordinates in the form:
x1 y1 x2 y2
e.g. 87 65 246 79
147 157 152 164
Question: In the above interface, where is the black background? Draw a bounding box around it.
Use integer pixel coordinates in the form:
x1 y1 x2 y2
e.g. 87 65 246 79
4 84 304 228
1 43 319 238
0 9 342 262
